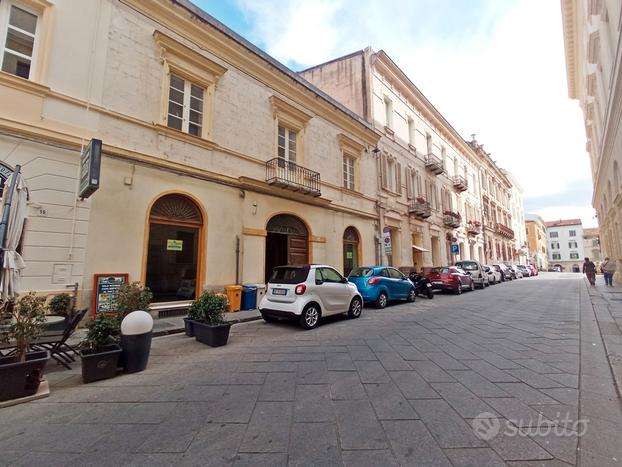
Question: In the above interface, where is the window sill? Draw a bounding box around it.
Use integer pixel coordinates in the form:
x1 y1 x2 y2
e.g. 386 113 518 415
384 126 395 137
154 124 216 149
0 71 50 97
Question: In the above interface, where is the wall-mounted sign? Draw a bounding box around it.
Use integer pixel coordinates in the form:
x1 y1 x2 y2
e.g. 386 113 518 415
346 251 353 259
167 239 183 251
79 138 102 199
383 226 392 256
92 273 128 316
451 243 460 254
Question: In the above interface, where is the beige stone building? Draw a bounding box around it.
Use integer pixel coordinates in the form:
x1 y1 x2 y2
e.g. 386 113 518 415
0 0 380 309
301 49 487 270
561 0 622 283
467 138 515 264
525 214 549 270
583 227 602 263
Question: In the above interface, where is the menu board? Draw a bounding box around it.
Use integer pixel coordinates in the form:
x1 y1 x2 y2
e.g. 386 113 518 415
92 273 129 316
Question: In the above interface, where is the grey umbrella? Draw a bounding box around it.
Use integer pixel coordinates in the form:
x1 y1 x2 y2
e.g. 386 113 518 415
0 170 27 300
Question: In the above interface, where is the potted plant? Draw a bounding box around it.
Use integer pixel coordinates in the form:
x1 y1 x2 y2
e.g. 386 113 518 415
0 292 50 402
79 313 122 384
184 304 199 337
46 293 73 331
188 291 231 347
115 282 153 322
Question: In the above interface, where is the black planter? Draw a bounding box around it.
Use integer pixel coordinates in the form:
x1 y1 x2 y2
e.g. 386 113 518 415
183 317 195 337
80 344 122 384
0 350 50 402
193 321 231 347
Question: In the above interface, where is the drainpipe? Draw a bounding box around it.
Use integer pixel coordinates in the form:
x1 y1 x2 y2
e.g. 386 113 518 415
235 235 240 285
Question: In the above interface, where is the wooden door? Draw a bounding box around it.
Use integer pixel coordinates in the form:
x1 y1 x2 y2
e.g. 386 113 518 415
288 235 308 265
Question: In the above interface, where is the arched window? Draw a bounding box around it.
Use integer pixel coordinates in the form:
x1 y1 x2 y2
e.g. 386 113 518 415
146 194 203 302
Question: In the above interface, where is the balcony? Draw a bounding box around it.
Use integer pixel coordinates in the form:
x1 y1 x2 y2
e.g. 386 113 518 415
425 153 444 175
443 210 461 229
409 197 432 219
495 222 515 239
453 175 468 192
266 158 321 197
466 221 481 235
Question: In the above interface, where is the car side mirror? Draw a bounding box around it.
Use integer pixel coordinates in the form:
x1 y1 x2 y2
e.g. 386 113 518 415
465 271 471 275
341 277 349 284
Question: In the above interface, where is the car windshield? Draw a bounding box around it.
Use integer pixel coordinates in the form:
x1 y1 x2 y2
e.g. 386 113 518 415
269 267 309 284
348 267 374 278
457 262 478 270
428 267 443 274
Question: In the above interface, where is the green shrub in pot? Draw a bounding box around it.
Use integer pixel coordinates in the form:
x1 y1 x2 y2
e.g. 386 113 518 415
188 291 230 347
79 313 122 383
47 293 72 317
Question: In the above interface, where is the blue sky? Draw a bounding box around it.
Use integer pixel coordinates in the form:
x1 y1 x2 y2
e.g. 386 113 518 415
192 0 596 227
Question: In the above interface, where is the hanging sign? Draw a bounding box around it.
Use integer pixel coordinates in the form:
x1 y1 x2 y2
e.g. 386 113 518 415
383 226 392 256
451 243 460 254
92 273 128 316
79 138 102 199
167 239 183 251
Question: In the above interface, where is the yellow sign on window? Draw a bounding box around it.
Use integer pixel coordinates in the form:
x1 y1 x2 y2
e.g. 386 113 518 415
167 239 183 251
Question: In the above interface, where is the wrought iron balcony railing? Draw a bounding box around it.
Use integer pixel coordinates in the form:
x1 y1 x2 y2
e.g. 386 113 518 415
409 198 432 219
443 210 461 228
266 158 321 197
425 153 444 175
466 221 481 235
453 175 468 192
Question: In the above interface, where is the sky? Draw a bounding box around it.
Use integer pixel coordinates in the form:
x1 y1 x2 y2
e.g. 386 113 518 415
194 0 597 228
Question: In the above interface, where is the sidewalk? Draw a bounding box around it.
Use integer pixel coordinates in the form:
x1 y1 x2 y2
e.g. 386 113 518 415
585 276 622 399
151 308 262 336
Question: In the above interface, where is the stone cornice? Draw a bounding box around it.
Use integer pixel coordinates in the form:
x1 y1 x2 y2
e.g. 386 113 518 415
0 71 50 97
269 95 313 131
561 0 578 98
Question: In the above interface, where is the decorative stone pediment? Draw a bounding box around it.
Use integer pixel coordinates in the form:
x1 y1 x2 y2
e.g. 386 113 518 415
269 95 313 131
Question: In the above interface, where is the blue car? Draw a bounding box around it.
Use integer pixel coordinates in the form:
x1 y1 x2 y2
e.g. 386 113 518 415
347 266 416 308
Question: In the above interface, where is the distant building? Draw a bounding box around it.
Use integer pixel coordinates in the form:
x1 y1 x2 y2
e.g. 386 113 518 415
561 1 622 283
583 228 602 264
545 219 584 272
504 171 528 264
525 214 549 270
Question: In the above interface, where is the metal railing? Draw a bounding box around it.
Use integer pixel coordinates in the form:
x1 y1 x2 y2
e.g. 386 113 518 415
266 158 321 197
453 175 468 191
425 153 444 175
443 211 461 228
409 198 432 218
495 222 515 239
466 221 481 235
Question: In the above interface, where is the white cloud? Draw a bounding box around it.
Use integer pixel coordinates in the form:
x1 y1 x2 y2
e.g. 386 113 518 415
235 0 594 223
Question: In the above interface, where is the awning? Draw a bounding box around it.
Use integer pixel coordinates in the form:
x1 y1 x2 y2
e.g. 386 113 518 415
412 244 429 252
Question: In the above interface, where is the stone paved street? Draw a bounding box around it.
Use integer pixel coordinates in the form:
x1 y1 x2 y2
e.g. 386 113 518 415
2 273 622 466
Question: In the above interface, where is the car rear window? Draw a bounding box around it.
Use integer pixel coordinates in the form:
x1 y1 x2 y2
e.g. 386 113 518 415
457 261 478 270
349 267 373 277
269 266 310 284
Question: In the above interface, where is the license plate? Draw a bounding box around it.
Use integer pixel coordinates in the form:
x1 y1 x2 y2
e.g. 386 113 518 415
433 281 443 285
426 283 432 288
272 288 287 295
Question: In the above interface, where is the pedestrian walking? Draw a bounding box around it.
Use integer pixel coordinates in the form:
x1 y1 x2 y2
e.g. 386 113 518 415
601 257 616 286
583 257 596 286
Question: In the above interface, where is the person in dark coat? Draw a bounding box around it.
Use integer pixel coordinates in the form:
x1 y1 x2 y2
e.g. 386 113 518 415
582 257 596 286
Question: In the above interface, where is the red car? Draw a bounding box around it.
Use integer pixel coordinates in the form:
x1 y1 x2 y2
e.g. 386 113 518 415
425 266 475 295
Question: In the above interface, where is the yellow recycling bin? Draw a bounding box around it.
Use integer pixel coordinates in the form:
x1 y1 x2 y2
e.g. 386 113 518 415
225 285 242 312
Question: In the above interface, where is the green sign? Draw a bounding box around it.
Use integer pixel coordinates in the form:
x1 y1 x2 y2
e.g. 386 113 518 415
167 239 183 251
346 251 353 259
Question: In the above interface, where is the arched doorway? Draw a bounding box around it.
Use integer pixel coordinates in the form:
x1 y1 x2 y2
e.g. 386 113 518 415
145 194 203 302
265 214 308 281
343 227 360 276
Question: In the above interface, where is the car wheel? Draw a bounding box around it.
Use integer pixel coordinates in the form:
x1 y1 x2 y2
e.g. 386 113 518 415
261 313 278 323
470 281 475 291
455 285 462 295
427 288 434 299
375 292 388 309
299 304 321 330
347 297 362 319
406 288 416 303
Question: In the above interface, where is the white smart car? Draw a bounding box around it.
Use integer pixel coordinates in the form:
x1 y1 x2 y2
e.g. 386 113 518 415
259 264 363 329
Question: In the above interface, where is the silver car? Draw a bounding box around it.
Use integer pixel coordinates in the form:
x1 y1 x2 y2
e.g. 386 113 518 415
455 260 489 289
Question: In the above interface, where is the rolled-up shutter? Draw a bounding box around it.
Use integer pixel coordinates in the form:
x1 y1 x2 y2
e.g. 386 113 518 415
380 153 388 190
396 162 402 195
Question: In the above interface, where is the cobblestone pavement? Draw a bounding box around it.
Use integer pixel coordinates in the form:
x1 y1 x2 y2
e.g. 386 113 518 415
1 273 622 466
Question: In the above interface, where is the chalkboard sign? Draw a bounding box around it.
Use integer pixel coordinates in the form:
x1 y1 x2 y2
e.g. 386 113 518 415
92 273 129 316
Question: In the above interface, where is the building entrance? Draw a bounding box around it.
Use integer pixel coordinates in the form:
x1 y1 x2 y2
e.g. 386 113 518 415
265 214 308 281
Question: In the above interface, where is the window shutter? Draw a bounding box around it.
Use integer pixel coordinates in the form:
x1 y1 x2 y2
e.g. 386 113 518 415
380 154 388 190
406 167 412 199
396 162 402 195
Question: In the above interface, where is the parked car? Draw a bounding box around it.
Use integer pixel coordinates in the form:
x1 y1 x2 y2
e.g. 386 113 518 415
455 260 489 289
528 264 539 276
517 265 531 277
425 266 475 295
507 265 523 278
259 265 363 329
348 266 417 308
493 263 511 281
484 265 501 284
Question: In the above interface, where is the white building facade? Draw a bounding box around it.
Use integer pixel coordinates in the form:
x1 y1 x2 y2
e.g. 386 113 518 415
546 219 585 272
